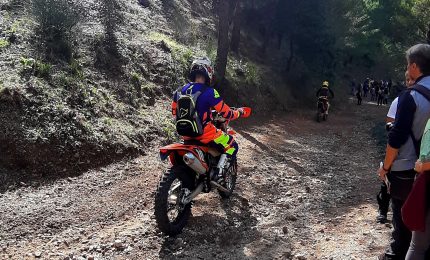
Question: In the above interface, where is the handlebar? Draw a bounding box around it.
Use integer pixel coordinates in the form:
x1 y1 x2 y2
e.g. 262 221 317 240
211 107 252 133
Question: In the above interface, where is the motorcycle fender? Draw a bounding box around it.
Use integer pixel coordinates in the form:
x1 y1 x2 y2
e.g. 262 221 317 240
160 150 184 165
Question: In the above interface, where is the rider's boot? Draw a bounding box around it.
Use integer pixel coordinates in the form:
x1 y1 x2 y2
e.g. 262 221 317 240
215 154 229 185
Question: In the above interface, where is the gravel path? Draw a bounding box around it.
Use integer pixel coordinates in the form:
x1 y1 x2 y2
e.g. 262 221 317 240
0 99 392 259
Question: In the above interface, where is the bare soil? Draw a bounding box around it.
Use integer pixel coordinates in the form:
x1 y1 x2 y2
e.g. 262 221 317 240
0 99 392 260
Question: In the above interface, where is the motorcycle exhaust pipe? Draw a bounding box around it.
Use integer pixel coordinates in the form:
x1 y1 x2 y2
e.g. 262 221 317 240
183 153 207 175
183 183 204 204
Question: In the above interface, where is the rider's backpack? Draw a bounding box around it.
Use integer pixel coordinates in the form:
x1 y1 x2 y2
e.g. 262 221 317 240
175 84 207 137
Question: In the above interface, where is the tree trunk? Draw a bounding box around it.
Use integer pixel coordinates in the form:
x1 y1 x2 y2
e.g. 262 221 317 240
214 0 230 84
230 0 242 53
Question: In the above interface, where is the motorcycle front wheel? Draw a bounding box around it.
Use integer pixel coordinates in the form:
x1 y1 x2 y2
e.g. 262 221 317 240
218 160 238 199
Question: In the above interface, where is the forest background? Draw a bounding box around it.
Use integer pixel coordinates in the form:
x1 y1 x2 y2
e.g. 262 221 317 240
0 0 429 179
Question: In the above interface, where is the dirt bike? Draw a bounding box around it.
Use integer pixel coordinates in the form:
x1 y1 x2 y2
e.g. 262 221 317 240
154 107 252 235
316 97 329 122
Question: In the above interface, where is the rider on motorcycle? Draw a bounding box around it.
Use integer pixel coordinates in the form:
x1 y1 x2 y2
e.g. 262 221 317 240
316 81 335 114
171 57 245 183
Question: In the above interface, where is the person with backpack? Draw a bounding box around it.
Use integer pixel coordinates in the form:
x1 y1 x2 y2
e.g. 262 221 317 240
377 71 415 224
172 57 247 183
377 44 430 260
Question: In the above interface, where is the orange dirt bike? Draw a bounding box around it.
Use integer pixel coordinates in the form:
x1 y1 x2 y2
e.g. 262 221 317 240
154 107 252 235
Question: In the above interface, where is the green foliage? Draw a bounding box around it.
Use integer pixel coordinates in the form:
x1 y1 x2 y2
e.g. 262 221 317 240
19 57 36 71
227 58 263 86
0 39 10 49
55 72 74 88
5 20 20 43
19 57 51 79
162 121 177 143
148 32 194 65
31 0 81 61
130 72 141 86
69 59 84 79
34 61 52 79
142 81 156 95
130 72 142 98
242 0 430 94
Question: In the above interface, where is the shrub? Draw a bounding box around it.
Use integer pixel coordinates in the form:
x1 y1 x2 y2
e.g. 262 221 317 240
19 57 51 79
34 61 52 79
0 39 10 49
69 59 84 79
130 72 143 98
19 57 36 73
31 0 81 61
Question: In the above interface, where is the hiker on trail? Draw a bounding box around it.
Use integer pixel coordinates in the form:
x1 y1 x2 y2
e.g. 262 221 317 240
370 85 376 101
383 86 389 105
316 81 334 115
388 79 393 93
356 84 363 105
172 57 246 184
377 71 415 224
363 81 369 98
377 44 430 260
377 81 384 106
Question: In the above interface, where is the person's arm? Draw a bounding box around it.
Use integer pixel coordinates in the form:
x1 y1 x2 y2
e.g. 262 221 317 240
386 117 395 123
329 89 334 98
213 100 241 120
209 89 241 120
378 92 416 179
415 160 430 173
386 98 398 123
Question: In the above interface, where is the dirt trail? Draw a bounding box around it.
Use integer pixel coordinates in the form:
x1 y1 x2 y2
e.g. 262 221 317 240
0 99 391 260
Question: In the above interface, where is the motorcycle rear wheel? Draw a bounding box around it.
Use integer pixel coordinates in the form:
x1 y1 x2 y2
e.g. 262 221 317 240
154 166 192 236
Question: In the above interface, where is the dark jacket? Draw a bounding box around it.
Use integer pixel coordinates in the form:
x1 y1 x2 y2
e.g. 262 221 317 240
316 87 334 98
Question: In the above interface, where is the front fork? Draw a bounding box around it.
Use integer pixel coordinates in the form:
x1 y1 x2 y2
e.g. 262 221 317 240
177 153 231 205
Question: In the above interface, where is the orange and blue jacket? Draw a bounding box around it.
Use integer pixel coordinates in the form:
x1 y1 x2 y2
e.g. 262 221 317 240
172 83 240 143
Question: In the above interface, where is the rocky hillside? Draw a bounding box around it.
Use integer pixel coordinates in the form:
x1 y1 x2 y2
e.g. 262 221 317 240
0 0 282 178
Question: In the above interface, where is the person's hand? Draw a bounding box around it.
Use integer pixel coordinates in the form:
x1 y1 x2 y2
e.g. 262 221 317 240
415 160 424 174
378 166 388 181
237 107 245 117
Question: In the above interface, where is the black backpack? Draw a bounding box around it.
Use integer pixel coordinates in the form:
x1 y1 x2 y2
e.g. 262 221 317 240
175 84 207 137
